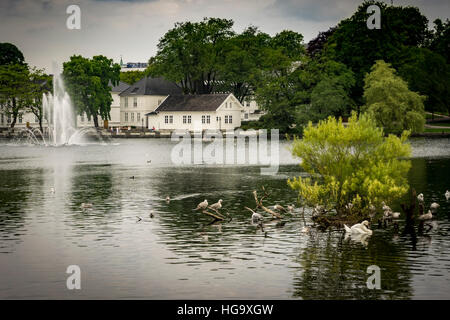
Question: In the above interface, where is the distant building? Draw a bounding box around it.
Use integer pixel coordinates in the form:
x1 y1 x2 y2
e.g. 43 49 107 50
147 93 244 132
120 56 148 72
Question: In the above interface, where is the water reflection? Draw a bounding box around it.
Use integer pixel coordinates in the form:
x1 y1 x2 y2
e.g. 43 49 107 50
0 139 449 299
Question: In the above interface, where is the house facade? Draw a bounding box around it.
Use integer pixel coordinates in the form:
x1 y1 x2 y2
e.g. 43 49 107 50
119 76 182 128
147 93 244 132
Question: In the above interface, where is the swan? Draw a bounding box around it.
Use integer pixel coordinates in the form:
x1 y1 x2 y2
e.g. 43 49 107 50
195 199 208 211
209 199 223 210
417 193 424 203
251 212 263 223
445 190 450 200
418 210 433 221
165 196 170 203
430 202 440 213
344 220 373 235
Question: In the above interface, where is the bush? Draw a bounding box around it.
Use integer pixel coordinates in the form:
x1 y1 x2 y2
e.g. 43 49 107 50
288 112 411 217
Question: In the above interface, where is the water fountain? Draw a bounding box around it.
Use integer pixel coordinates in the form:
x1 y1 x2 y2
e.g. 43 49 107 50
17 73 107 146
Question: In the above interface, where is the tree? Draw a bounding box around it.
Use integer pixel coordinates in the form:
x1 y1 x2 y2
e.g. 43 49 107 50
325 1 429 105
0 43 26 66
288 113 411 217
148 17 235 94
362 60 425 134
295 59 355 126
25 68 52 132
0 64 30 128
396 47 450 117
306 27 336 58
120 70 145 85
63 55 120 127
428 18 450 64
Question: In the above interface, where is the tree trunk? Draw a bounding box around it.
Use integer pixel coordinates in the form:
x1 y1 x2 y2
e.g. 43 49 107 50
93 115 99 128
10 98 17 128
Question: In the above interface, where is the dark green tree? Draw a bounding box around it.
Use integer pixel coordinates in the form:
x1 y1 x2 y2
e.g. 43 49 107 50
120 70 146 85
63 55 120 127
0 43 26 66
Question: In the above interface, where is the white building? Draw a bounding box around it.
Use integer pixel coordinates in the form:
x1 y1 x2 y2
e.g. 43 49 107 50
146 93 244 132
76 80 130 129
119 76 183 128
241 98 264 122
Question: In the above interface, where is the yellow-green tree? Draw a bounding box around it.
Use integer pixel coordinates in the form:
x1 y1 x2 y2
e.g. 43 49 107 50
362 60 425 134
288 113 411 216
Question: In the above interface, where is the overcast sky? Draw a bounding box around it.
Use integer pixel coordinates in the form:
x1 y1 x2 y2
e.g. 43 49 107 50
0 0 449 72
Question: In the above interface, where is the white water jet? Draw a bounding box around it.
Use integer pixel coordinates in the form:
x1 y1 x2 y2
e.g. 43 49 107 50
42 73 77 146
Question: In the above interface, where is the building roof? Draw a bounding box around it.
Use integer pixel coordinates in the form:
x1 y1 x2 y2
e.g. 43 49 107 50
155 94 230 112
109 80 130 93
119 76 182 96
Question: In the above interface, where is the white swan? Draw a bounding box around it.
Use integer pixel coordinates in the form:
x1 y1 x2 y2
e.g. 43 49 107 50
445 190 450 201
417 193 424 203
418 210 433 221
195 199 208 211
209 199 223 210
344 220 373 235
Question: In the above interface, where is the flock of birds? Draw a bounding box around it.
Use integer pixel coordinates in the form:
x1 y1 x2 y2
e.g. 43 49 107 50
344 190 449 235
50 185 449 236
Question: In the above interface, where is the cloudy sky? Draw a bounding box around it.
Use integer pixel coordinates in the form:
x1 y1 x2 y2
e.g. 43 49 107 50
1 0 449 72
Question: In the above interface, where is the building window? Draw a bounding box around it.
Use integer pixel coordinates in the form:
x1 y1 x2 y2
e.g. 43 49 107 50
206 115 210 124
229 115 232 124
131 113 135 121
244 113 249 119
18 114 22 123
125 112 128 121
165 115 168 124
169 115 173 124
183 115 187 124
225 115 228 124
125 97 128 108
7 115 11 124
133 97 137 107
187 115 191 124
202 115 206 124
137 113 140 122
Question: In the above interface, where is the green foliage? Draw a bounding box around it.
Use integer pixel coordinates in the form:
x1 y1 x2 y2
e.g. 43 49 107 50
363 60 425 134
147 17 235 94
63 55 120 127
120 70 145 85
396 47 450 116
288 113 411 216
0 43 26 66
0 64 30 128
25 68 52 131
325 1 429 104
428 19 450 64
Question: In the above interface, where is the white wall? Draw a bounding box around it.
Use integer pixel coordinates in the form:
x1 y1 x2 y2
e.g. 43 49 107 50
120 95 167 127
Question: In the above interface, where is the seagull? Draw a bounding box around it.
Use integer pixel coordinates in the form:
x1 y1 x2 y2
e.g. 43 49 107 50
430 202 440 213
136 216 143 222
445 190 450 200
195 199 208 211
252 212 263 223
209 199 223 211
149 210 154 218
344 221 373 235
273 204 287 212
80 203 93 209
417 193 424 203
165 196 170 203
418 210 433 221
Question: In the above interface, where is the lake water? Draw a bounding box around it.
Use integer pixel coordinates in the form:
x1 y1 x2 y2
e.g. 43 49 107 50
0 138 449 299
